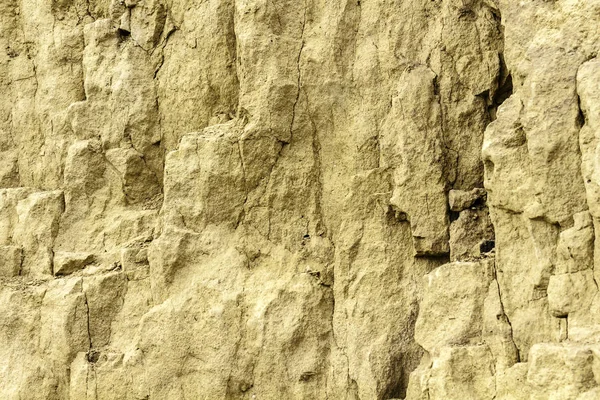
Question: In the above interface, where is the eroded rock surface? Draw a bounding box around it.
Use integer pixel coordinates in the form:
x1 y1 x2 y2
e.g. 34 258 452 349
1 0 600 399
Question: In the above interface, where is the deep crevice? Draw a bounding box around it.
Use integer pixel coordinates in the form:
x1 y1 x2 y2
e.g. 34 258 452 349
117 28 130 38
487 73 513 121
493 264 520 363
576 94 586 129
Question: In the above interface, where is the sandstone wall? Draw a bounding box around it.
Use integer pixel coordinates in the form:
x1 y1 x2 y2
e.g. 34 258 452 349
1 0 600 399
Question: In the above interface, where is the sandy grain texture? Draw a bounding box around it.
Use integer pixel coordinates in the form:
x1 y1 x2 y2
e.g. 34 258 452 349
1 0 600 399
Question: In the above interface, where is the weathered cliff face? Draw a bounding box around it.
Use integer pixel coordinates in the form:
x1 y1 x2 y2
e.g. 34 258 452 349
1 0 600 399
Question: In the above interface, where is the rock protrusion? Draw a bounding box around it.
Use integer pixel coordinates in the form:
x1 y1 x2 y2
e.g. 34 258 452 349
53 252 95 276
449 188 487 212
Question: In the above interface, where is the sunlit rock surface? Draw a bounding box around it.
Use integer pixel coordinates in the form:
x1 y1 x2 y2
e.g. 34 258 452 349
1 0 600 399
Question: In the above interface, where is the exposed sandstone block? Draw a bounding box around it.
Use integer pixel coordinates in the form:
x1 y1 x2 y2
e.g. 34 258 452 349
105 147 161 205
527 343 599 399
449 208 495 261
0 245 22 277
547 270 596 318
427 345 496 400
415 260 494 352
13 191 64 277
382 66 449 256
83 272 128 348
555 211 594 274
0 151 19 188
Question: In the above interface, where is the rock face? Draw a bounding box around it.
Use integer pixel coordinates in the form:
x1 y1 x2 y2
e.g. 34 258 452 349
1 0 600 399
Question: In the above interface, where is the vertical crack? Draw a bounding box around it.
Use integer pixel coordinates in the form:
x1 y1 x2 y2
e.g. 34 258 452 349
492 263 520 362
235 139 248 228
289 2 307 142
83 291 93 353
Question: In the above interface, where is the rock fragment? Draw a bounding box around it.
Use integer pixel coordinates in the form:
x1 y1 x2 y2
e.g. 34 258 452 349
53 252 94 276
449 208 495 261
449 188 487 212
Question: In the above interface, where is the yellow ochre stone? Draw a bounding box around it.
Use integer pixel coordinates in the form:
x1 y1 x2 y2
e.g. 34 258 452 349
1 0 600 399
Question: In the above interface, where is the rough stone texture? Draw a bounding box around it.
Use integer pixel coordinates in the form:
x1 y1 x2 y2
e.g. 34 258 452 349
53 252 94 276
0 245 22 277
1 0 600 399
449 207 495 261
449 188 487 212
